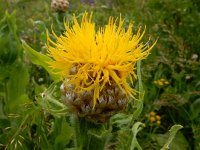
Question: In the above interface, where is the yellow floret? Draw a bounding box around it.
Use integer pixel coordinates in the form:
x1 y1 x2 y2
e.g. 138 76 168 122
47 12 157 107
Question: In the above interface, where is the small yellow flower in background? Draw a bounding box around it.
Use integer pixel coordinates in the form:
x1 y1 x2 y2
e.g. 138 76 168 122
47 12 156 110
164 81 169 84
156 120 161 125
154 78 170 86
147 112 161 125
150 111 156 116
158 80 164 86
155 115 161 120
149 116 156 122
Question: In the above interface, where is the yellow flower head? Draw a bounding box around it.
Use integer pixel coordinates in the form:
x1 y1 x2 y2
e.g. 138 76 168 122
154 78 170 86
47 12 156 107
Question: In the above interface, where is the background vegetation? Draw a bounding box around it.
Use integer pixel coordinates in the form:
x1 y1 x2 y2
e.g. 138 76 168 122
0 0 200 149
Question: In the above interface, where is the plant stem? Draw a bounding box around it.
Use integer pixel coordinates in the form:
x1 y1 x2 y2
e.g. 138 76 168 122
71 115 110 150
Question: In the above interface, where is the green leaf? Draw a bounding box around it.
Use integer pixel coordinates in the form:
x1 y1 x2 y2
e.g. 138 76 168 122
71 117 110 150
111 113 132 129
130 61 144 124
0 119 10 129
22 40 61 82
5 62 30 113
153 131 189 150
0 10 19 65
87 129 110 150
5 11 17 36
130 122 145 150
0 66 10 80
161 124 183 150
36 83 68 116
190 98 200 119
54 118 73 150
0 99 6 118
137 61 144 101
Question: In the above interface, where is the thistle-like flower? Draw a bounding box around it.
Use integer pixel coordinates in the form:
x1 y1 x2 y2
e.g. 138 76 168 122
51 0 69 12
47 12 156 122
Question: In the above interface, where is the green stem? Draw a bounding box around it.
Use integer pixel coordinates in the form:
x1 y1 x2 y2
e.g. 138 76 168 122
4 80 9 109
130 61 144 126
71 116 110 150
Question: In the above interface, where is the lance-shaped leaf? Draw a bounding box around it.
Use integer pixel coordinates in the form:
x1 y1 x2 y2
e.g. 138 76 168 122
161 124 183 150
130 122 145 150
22 40 61 82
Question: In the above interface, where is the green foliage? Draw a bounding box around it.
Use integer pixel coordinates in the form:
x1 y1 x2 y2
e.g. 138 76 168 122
153 132 189 150
190 98 200 120
22 41 61 82
130 122 145 150
0 11 18 66
160 125 183 150
70 116 110 150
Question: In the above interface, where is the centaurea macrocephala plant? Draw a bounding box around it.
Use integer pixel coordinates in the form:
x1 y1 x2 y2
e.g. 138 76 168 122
46 12 156 122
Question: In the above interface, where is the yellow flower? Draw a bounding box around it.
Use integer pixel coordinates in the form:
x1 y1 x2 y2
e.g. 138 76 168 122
47 12 156 107
160 78 165 82
156 115 161 120
156 120 161 125
154 78 170 86
157 80 164 86
164 81 170 85
150 111 156 116
149 116 156 122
